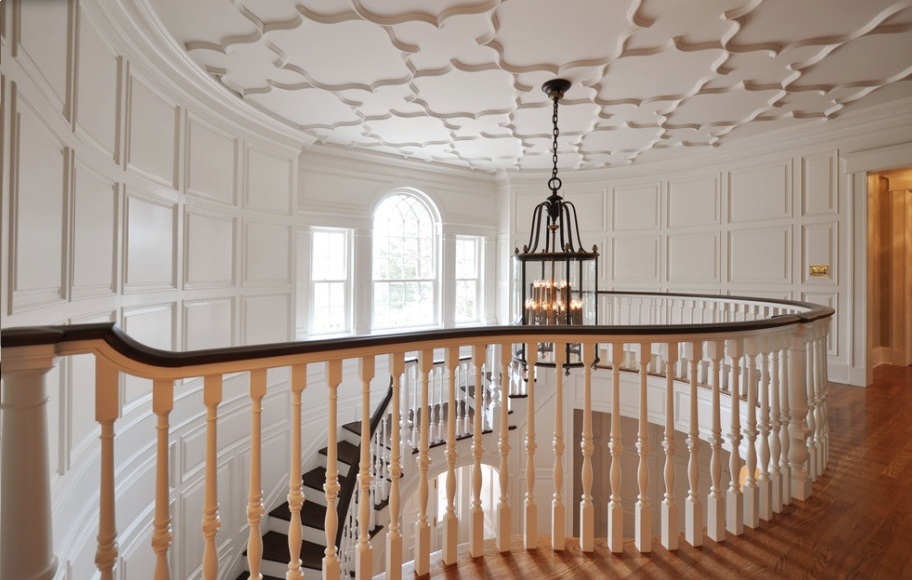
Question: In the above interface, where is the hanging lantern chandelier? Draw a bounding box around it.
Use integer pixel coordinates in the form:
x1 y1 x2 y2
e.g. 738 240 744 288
513 79 599 366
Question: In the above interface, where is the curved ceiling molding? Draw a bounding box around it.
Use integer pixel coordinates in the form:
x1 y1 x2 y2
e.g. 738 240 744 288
146 0 912 171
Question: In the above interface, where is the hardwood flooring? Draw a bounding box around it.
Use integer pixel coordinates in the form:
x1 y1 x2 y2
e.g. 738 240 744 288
403 365 912 579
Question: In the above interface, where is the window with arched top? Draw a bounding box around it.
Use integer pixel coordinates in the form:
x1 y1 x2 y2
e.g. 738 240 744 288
372 192 439 329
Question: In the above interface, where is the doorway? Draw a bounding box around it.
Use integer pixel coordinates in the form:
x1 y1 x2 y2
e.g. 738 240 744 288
868 167 912 369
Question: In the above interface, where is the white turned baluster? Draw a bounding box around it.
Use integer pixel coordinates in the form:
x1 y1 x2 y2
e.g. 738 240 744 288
1 346 58 580
415 350 433 575
805 334 818 483
788 327 811 500
201 375 222 580
552 342 567 551
323 360 342 580
386 353 405 579
726 340 744 536
152 380 174 580
779 347 792 506
95 359 120 580
819 326 830 470
769 338 784 514
443 347 460 564
758 343 773 522
706 340 725 542
470 344 486 557
580 342 596 552
685 341 703 547
661 342 679 551
635 342 652 553
357 357 375 578
246 370 267 579
524 345 539 550
497 343 512 552
462 362 471 436
285 367 305 580
813 329 826 477
607 343 624 552
743 340 760 529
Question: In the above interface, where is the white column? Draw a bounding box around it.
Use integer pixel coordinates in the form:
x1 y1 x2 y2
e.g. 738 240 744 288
356 357 375 578
1 345 59 580
661 342 679 551
607 343 624 552
386 353 405 580
788 326 812 501
443 347 460 564
523 344 539 550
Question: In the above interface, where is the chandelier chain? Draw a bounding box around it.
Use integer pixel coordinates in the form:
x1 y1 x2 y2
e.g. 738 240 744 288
550 95 561 193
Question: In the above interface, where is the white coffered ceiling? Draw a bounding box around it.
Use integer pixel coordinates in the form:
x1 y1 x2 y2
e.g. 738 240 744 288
146 0 912 172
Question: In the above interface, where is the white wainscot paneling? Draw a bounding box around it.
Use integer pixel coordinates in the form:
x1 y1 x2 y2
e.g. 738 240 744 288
125 192 177 291
612 235 660 283
243 294 290 345
513 190 542 236
75 5 119 158
802 222 837 284
122 302 175 407
300 168 385 213
127 75 178 187
613 183 661 231
12 98 66 311
183 298 234 351
177 460 233 578
119 520 156 580
16 0 69 110
72 161 117 298
244 222 291 285
802 151 838 216
728 227 791 284
802 291 838 356
728 161 791 223
186 116 236 204
245 146 293 214
667 232 719 283
565 189 604 231
185 209 235 288
668 175 720 227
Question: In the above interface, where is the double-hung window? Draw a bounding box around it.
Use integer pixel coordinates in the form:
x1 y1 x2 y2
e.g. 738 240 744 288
454 236 483 323
310 229 350 335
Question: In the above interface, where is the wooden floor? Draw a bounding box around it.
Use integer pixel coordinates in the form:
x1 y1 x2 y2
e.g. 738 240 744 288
404 365 912 579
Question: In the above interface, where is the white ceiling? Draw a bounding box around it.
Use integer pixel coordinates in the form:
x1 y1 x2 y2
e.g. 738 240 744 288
147 0 912 172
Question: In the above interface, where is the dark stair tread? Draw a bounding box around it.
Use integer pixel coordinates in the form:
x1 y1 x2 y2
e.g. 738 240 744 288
412 428 494 453
342 420 363 436
235 573 284 580
319 440 360 466
302 466 327 492
269 500 327 530
246 530 324 571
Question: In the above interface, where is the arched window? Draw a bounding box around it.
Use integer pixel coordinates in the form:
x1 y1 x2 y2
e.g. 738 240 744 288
372 192 438 329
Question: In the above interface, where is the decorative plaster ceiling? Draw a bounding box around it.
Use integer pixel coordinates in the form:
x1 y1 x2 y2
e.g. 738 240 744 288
147 0 912 171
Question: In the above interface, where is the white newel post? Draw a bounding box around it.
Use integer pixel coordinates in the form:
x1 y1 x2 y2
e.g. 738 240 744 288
0 345 59 580
788 326 812 501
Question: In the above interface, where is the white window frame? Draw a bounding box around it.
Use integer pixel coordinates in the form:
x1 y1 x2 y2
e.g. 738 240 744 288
309 228 352 337
454 235 484 324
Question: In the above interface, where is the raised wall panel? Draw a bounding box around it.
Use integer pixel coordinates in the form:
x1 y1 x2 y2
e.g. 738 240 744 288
243 294 290 345
183 298 234 351
567 189 605 232
299 168 383 213
513 190 541 236
612 235 660 283
802 222 837 284
127 75 178 188
72 161 117 299
245 146 293 214
667 232 720 283
802 151 838 216
802 291 838 355
728 227 791 284
612 183 661 231
15 0 69 111
244 222 291 285
12 97 67 311
124 192 176 291
177 460 233 578
668 175 720 227
186 116 236 204
185 209 235 289
75 6 119 158
728 161 791 223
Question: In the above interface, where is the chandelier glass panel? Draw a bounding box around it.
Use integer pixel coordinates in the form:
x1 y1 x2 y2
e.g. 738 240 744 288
513 79 599 366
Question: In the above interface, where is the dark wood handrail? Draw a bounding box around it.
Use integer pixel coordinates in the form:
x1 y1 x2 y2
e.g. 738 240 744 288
1 295 833 368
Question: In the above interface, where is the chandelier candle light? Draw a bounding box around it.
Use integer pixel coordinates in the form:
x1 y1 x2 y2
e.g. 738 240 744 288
514 79 599 365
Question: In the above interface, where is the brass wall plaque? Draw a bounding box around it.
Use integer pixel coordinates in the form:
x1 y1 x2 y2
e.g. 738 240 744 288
809 265 829 277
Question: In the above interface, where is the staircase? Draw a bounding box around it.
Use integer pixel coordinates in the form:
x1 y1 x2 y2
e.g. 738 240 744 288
236 357 526 579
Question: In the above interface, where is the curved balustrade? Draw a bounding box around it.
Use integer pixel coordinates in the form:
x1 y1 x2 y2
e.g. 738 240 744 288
0 293 832 580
